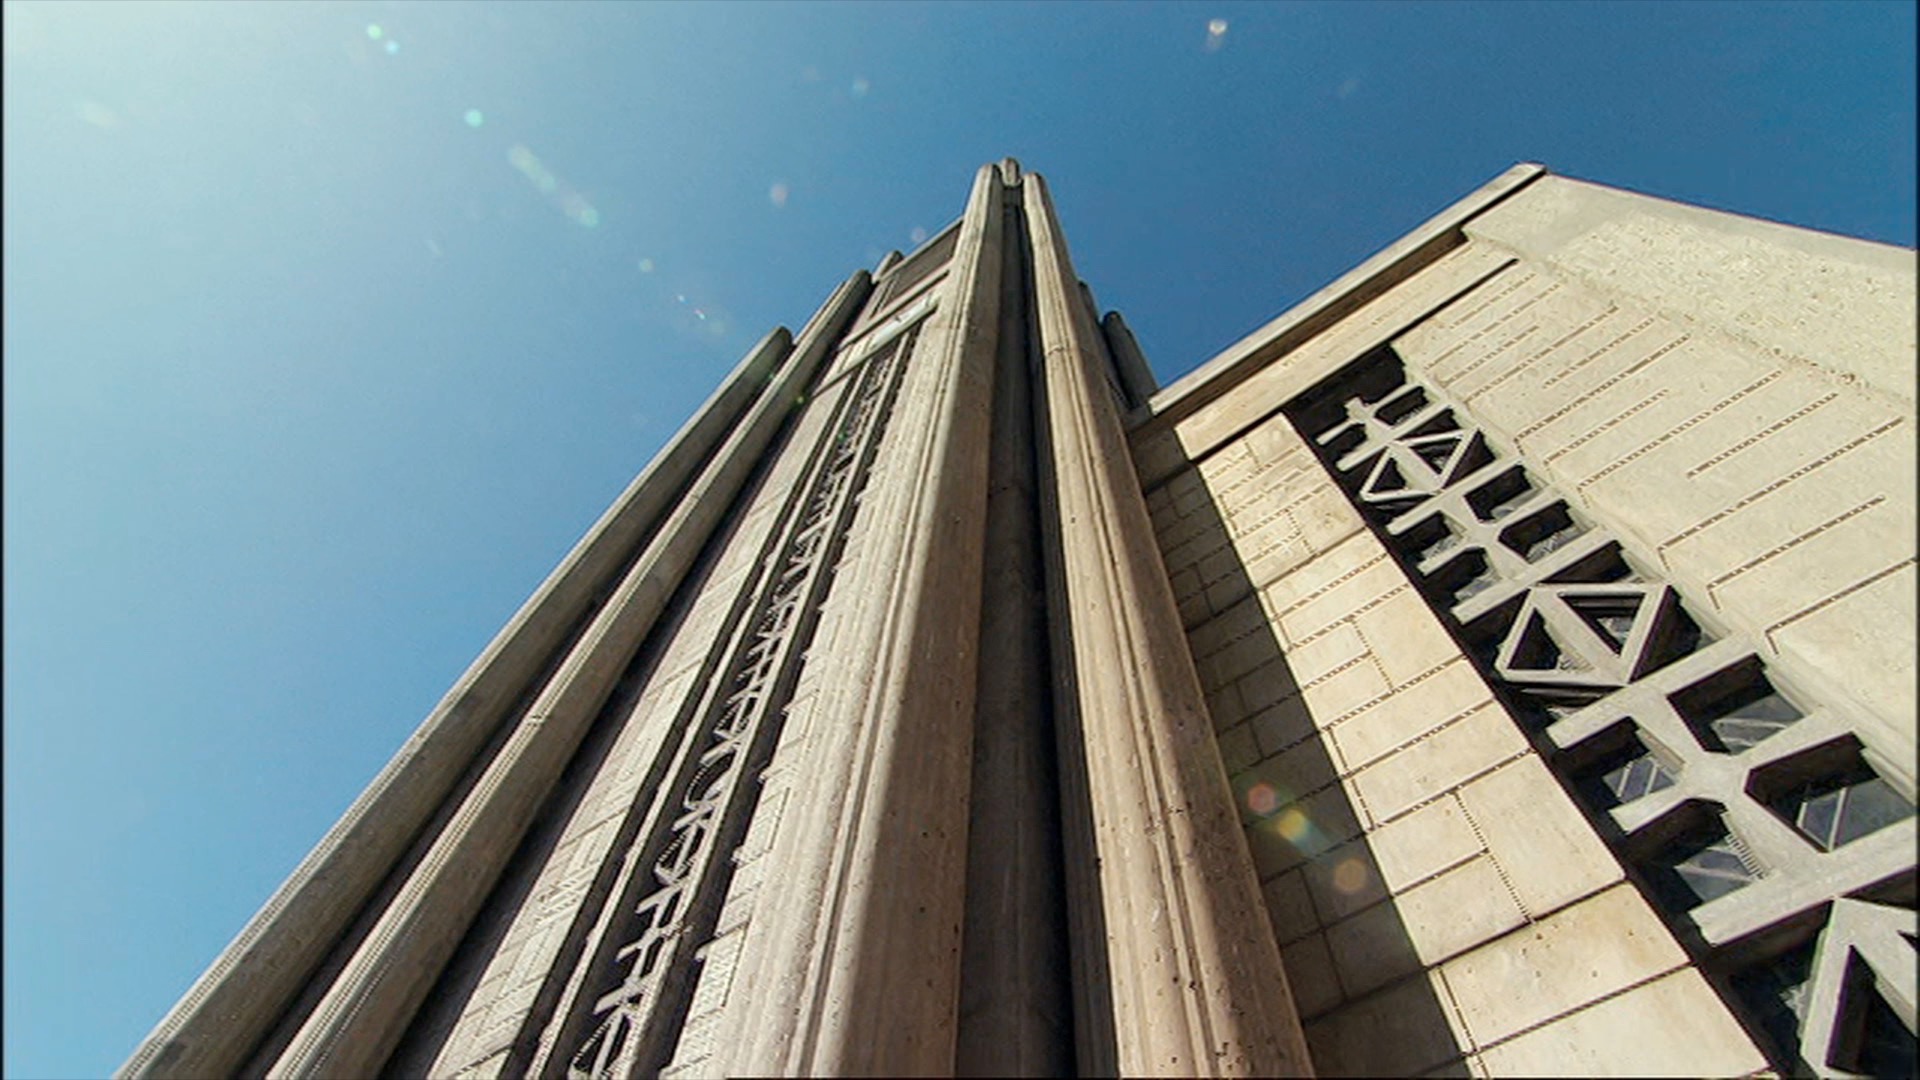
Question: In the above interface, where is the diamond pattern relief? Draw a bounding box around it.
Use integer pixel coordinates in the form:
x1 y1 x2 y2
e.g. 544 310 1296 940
1355 452 1430 513
1567 592 1642 653
1352 430 1488 516
1490 583 1700 701
1493 585 1653 687
1292 353 1916 1078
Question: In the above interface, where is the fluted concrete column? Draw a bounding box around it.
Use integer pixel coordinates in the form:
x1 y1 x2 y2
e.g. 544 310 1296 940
117 325 798 1080
956 166 1073 1077
1024 172 1313 1077
262 273 872 1079
717 162 1007 1077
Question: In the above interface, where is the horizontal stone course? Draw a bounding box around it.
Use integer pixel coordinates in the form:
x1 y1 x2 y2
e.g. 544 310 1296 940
1471 968 1765 1077
1348 703 1526 828
1456 757 1620 916
1437 884 1685 1047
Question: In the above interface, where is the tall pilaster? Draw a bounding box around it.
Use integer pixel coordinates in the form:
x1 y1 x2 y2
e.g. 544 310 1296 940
714 162 1008 1075
955 162 1075 1077
1024 172 1313 1077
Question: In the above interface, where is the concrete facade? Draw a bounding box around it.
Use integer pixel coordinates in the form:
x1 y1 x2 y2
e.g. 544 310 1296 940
125 162 1914 1078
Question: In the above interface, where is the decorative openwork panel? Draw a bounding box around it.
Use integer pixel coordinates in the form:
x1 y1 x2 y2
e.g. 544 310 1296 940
550 323 919 1080
1289 347 1915 1078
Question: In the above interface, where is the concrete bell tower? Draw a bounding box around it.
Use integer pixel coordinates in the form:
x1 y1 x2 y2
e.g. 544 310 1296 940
124 161 1915 1079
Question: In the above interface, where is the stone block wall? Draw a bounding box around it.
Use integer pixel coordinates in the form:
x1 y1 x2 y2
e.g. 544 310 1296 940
1132 170 1915 1076
1142 402 1762 1076
1396 276 1908 721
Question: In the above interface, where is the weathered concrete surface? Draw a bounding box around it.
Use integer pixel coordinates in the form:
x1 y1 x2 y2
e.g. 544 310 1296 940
1145 163 1548 427
649 303 945 1080
955 168 1073 1078
1465 174 1918 413
713 161 1006 1077
1028 170 1312 1078
1414 183 1918 786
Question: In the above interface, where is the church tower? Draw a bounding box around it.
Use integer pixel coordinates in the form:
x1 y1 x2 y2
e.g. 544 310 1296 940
124 161 1915 1078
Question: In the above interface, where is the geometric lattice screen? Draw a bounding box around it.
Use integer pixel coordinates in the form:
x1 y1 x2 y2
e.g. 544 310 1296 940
1288 348 1916 1079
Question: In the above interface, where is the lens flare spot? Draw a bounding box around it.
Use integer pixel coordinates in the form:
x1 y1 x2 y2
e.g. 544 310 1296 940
385 39 400 55
365 23 383 39
637 258 655 273
1332 856 1371 895
850 76 871 98
510 145 599 226
769 182 789 208
909 225 929 244
74 100 119 129
1246 783 1280 818
1274 807 1310 843
555 191 598 227
1205 18 1228 51
464 109 485 128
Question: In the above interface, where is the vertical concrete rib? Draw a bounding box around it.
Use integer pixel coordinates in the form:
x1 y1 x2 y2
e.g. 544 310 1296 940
116 326 796 1080
261 273 872 1080
955 170 1074 1077
1024 171 1313 1077
717 161 1006 1077
1101 309 1160 411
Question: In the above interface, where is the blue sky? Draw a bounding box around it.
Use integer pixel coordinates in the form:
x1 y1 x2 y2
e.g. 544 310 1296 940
3 1 1913 1075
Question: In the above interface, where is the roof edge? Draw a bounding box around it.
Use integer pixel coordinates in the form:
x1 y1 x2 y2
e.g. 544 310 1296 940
1136 162 1549 428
